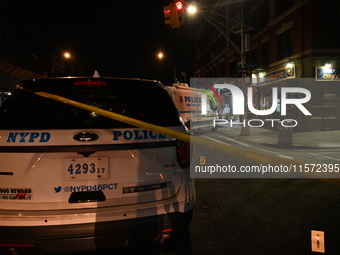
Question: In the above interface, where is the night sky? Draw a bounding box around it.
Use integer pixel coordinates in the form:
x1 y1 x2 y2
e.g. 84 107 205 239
14 0 196 84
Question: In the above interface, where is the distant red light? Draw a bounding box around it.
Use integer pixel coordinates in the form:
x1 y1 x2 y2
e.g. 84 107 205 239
176 1 183 10
74 80 107 86
137 228 173 237
0 243 35 247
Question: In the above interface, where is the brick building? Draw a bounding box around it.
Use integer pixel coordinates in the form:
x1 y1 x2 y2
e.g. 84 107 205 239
0 1 42 88
194 0 340 131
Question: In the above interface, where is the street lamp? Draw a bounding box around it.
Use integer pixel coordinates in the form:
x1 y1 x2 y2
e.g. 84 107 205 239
157 52 164 59
157 52 177 83
187 4 197 14
51 52 71 77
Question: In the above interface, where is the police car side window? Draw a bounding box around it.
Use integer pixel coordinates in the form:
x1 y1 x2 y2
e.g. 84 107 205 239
0 83 181 130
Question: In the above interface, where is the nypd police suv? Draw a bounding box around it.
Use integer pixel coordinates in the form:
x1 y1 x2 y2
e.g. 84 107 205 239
0 77 194 254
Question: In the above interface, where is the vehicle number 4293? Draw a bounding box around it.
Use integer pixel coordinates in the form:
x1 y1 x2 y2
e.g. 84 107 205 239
67 163 105 175
64 157 109 180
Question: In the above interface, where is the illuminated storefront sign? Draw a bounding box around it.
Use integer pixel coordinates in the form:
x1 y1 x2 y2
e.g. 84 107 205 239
255 64 295 85
316 66 340 81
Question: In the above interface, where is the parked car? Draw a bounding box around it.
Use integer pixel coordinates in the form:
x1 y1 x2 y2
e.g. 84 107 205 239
0 88 11 107
0 77 194 254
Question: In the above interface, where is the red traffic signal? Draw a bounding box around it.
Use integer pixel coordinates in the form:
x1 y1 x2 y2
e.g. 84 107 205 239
175 1 184 27
175 1 183 10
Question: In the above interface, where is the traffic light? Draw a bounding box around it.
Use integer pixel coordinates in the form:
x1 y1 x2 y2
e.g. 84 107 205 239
175 1 183 10
175 1 184 28
164 4 174 27
163 1 184 29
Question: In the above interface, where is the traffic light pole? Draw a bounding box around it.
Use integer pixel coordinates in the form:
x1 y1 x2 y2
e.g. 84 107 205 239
240 0 250 136
198 3 251 136
158 52 177 83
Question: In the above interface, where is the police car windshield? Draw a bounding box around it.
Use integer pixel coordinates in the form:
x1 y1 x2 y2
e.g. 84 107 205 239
0 79 181 129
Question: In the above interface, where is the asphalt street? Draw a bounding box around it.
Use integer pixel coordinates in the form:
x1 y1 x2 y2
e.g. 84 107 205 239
190 178 340 255
189 128 340 255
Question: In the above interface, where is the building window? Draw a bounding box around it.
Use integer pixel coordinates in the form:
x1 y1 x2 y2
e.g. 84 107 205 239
277 0 294 15
219 62 225 77
278 29 292 60
262 0 270 26
230 61 238 77
262 42 269 67
219 36 225 53
249 48 257 65
324 94 336 107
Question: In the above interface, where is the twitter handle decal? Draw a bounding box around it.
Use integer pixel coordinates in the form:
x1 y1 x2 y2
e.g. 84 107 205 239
54 183 118 193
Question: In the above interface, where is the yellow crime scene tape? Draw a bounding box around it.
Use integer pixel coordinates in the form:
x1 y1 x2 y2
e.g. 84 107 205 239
34 91 339 184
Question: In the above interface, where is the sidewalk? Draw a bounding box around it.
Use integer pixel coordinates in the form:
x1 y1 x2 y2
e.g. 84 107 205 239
215 124 340 148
